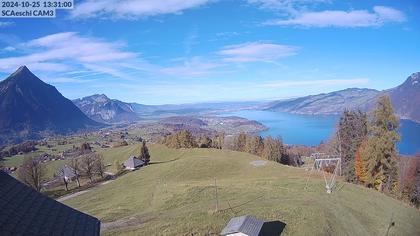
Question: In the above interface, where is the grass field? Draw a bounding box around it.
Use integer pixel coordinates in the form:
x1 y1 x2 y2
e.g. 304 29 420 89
61 144 420 235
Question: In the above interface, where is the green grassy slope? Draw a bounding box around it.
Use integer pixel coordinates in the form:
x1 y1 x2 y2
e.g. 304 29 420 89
63 145 420 235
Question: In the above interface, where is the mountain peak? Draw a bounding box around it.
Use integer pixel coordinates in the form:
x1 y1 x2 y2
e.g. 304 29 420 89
409 72 420 85
5 65 41 84
12 65 31 76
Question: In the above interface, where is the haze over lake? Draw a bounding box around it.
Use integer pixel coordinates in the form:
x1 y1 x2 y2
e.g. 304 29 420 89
220 110 420 155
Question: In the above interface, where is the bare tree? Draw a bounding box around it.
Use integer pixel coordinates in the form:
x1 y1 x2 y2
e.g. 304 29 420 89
69 158 81 187
57 167 69 191
94 155 106 179
81 154 96 182
17 156 45 192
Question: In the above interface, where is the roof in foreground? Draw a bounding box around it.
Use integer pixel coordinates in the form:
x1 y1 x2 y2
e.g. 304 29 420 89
220 215 264 236
0 171 100 236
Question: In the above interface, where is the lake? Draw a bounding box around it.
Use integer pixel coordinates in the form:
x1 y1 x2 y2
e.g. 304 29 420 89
220 110 420 156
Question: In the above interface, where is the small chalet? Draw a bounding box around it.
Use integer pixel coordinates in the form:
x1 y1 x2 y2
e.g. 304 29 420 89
0 171 100 235
123 156 145 170
220 215 264 236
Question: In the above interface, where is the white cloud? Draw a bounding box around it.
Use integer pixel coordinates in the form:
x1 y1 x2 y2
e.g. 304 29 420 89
217 42 299 62
373 6 406 23
265 6 406 27
71 0 212 19
248 0 325 10
0 21 14 28
0 32 138 78
260 78 369 88
2 46 15 52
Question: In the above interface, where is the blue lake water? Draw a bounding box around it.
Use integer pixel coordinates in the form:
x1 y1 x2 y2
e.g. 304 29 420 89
220 110 420 156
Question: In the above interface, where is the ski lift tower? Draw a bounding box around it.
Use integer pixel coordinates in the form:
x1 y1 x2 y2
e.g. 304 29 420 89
305 154 342 194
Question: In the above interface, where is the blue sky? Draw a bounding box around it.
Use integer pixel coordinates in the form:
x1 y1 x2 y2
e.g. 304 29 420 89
0 0 419 104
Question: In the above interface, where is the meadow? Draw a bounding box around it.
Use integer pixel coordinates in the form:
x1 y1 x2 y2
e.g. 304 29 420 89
61 144 420 235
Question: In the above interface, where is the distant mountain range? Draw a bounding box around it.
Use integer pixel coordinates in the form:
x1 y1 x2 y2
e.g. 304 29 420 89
264 88 380 115
1 66 418 145
0 66 101 145
73 95 263 123
73 94 139 123
265 72 420 123
387 72 420 122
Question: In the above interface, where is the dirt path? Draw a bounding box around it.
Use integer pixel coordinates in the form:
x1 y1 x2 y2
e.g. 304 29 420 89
57 179 114 202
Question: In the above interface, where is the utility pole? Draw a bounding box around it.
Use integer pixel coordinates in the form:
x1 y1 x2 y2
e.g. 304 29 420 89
214 177 219 212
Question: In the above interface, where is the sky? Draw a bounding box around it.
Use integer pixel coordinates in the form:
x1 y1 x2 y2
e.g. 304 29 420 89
0 0 419 104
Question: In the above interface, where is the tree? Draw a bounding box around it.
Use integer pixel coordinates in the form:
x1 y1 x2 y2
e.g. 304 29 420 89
245 136 264 156
162 130 197 149
337 110 368 182
361 95 400 193
411 166 420 207
355 141 368 184
17 156 45 192
198 135 212 148
94 154 106 179
81 153 97 182
69 158 81 187
262 136 283 162
139 141 151 164
57 167 70 191
80 142 92 154
211 133 225 149
177 130 196 148
234 133 247 152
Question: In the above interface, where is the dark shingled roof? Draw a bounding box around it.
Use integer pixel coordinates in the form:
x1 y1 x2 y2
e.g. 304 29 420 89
220 215 264 236
0 171 100 236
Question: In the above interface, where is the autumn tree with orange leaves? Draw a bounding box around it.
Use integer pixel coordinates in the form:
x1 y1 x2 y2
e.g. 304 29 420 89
355 141 368 184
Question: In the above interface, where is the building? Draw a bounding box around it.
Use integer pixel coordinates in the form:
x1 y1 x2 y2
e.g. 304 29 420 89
123 156 145 170
220 215 264 236
0 171 100 236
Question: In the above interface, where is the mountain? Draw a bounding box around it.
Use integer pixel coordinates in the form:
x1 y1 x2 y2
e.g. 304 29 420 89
130 101 264 116
0 66 101 144
387 72 420 122
73 94 140 123
265 88 380 115
265 73 420 122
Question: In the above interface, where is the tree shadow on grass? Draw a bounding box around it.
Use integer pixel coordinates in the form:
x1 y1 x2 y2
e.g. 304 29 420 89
149 157 180 165
259 220 286 236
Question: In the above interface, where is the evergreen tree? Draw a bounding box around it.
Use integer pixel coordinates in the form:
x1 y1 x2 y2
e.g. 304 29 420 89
361 95 400 193
337 109 368 182
139 141 151 164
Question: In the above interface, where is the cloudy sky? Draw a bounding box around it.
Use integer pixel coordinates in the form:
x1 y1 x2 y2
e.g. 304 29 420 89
0 0 419 104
